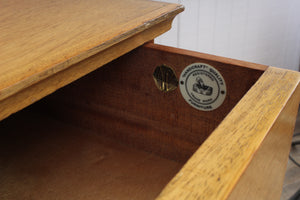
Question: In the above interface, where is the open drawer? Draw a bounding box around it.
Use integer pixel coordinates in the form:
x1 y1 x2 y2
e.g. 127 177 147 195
1 43 299 200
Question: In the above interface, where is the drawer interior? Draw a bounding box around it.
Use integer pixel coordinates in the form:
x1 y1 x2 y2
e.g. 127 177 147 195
0 43 266 200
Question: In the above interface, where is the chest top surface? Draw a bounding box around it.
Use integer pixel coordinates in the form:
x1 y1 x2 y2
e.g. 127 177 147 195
0 0 183 102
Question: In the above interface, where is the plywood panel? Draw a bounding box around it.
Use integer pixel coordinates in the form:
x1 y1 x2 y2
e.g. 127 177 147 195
0 109 183 200
35 43 266 162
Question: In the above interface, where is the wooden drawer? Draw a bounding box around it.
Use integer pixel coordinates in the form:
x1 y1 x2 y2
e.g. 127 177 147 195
1 42 299 200
1 0 300 199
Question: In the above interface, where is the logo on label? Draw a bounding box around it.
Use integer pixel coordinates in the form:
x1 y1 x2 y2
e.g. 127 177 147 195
179 63 226 111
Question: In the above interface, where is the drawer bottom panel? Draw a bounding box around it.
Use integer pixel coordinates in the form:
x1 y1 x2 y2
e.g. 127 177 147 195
0 108 184 200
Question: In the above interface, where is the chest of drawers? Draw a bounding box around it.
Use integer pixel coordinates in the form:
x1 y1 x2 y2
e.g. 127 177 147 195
1 0 299 199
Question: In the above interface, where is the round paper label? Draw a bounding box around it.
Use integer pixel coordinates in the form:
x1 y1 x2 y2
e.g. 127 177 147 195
179 63 226 111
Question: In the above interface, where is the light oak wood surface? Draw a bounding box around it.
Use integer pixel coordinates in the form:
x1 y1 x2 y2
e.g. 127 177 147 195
156 67 300 200
0 20 175 121
1 1 299 199
227 82 300 199
0 0 183 120
0 41 299 199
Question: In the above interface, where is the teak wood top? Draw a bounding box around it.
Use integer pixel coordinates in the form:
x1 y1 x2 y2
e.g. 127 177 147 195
0 0 183 104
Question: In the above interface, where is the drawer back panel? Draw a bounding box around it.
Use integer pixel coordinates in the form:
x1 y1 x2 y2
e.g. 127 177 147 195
35 43 266 161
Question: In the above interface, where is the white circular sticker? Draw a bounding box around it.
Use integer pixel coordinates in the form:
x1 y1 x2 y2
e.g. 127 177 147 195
179 63 226 111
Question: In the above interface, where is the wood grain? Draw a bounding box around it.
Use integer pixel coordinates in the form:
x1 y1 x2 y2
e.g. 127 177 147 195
156 67 300 200
0 109 183 200
0 18 177 121
227 81 300 199
0 0 183 102
1 42 299 199
34 43 265 161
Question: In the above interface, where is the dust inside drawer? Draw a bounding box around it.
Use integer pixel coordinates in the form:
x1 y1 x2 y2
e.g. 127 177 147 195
0 43 266 200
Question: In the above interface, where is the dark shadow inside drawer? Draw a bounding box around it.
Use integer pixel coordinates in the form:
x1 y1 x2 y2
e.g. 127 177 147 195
0 43 266 200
